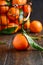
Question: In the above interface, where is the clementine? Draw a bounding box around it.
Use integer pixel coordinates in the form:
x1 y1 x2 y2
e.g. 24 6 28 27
13 34 29 50
7 7 19 20
30 20 43 33
0 1 9 14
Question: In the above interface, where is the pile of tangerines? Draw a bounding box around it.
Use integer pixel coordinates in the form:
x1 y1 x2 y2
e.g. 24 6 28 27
0 0 42 33
0 0 32 33
0 0 43 50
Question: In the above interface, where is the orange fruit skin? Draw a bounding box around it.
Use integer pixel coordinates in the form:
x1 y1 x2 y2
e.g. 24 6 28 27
30 20 43 33
15 19 19 25
23 4 31 14
0 15 9 25
17 5 23 9
0 1 9 14
24 20 30 29
12 0 27 5
7 7 19 21
13 34 29 50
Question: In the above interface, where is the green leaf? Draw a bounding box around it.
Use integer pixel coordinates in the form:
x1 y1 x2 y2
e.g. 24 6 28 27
19 9 30 25
6 0 11 6
23 29 43 51
19 9 24 15
0 27 17 34
19 9 24 24
0 42 6 44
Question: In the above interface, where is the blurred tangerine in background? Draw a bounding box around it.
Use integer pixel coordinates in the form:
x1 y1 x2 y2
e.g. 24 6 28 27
0 1 9 14
7 7 19 21
12 0 27 5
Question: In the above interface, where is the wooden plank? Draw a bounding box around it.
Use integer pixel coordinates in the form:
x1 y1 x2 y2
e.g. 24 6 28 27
40 52 43 65
0 52 7 65
3 51 43 65
0 35 14 51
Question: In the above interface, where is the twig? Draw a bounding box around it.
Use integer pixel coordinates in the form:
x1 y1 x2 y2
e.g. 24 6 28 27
31 35 43 40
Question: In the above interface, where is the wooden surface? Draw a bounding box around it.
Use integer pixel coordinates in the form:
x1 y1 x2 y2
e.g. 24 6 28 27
0 0 43 65
0 48 43 65
0 50 43 65
0 30 43 65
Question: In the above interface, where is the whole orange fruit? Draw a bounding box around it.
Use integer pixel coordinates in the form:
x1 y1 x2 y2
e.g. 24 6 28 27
30 20 43 33
7 7 19 21
0 1 9 14
13 34 29 50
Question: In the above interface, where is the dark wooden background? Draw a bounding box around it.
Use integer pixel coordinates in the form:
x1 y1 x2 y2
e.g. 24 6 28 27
0 0 43 65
